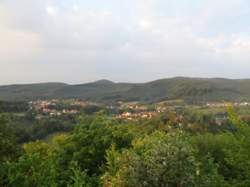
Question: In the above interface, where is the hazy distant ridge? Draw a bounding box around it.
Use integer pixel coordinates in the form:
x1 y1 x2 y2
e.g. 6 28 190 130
1 77 250 103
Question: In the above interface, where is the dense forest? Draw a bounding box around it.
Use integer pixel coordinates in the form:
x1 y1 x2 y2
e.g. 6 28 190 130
1 103 250 187
2 78 250 103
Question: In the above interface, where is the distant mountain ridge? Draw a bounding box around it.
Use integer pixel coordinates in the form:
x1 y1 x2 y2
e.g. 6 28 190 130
1 77 250 103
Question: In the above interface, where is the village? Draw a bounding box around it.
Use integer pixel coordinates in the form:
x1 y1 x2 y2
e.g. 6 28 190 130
114 101 168 120
27 99 250 121
206 101 250 107
28 99 170 120
29 99 93 117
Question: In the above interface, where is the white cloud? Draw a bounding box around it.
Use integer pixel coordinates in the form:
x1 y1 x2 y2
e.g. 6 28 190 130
0 0 250 84
46 6 57 17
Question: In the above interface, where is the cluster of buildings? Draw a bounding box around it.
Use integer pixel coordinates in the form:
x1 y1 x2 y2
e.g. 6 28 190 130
41 108 78 116
156 106 168 113
29 99 82 117
206 102 250 107
114 101 169 120
29 100 56 110
70 100 93 107
117 101 148 111
115 111 157 121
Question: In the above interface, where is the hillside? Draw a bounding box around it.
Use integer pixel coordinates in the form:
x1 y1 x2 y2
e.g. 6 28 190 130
1 77 250 103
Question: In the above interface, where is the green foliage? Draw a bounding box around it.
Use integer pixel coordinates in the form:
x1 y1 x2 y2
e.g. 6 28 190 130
1 107 250 187
0 101 28 113
68 161 100 187
3 154 58 187
104 131 223 187
6 113 76 143
2 78 250 103
225 106 250 186
0 115 20 162
27 116 75 141
1 140 58 187
192 106 250 186
57 113 133 176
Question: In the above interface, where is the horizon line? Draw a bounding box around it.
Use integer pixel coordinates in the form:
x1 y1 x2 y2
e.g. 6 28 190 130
1 76 250 87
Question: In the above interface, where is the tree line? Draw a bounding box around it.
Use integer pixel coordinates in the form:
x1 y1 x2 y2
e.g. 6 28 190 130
1 107 250 186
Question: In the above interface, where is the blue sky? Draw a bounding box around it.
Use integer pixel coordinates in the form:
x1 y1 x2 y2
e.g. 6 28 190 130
1 0 250 84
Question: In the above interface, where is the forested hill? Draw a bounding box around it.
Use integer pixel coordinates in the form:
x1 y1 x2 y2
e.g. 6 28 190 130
1 77 250 103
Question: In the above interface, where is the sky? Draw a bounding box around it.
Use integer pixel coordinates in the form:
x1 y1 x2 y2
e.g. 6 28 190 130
1 0 250 85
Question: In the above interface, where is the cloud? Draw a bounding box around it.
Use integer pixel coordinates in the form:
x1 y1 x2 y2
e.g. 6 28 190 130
0 0 250 84
46 6 57 17
0 3 42 63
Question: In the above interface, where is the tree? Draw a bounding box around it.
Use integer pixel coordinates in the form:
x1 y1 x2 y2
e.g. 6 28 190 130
57 113 133 176
104 131 223 187
0 115 20 162
192 107 250 186
1 140 59 187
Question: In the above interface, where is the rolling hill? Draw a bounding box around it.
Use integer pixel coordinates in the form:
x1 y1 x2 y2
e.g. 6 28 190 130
1 77 250 103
